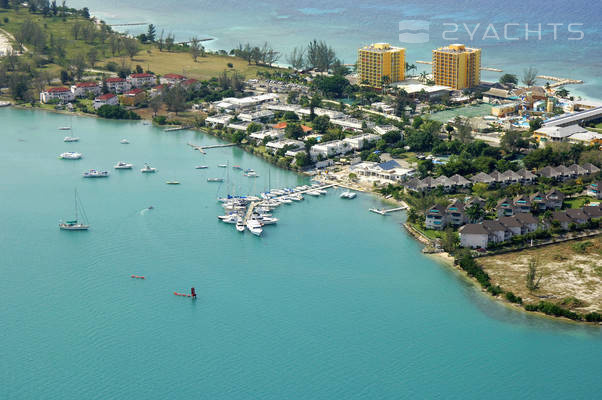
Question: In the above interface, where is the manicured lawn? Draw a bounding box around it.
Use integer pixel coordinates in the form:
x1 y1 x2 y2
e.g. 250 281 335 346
564 196 593 209
105 48 284 81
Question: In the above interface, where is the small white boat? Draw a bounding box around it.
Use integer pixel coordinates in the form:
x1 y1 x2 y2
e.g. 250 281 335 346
195 165 209 169
141 164 157 173
271 189 285 196
166 181 180 185
120 139 130 144
218 164 228 168
340 191 357 199
279 197 293 204
244 171 259 177
246 219 263 236
207 177 224 182
59 152 82 160
82 169 109 178
114 161 133 169
236 217 245 232
218 214 239 224
58 126 71 131
64 136 80 142
317 189 328 195
306 190 321 196
289 194 304 201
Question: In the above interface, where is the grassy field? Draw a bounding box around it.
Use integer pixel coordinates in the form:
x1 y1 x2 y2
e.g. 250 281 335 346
105 48 284 81
479 236 602 313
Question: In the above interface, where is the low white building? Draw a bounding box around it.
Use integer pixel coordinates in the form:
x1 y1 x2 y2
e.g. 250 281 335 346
238 109 274 122
127 73 156 88
458 224 489 249
205 114 233 128
70 82 101 98
330 117 369 131
309 140 352 160
249 129 283 143
105 77 131 94
266 139 304 154
370 101 394 114
374 125 398 136
228 121 252 131
343 134 379 151
93 93 119 109
160 73 187 85
40 87 75 103
215 93 279 111
350 160 414 182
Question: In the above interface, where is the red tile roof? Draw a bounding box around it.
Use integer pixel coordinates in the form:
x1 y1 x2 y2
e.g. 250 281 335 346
272 122 312 132
96 93 117 101
106 77 126 83
76 82 99 88
182 78 198 85
47 87 70 93
124 88 145 95
129 73 154 78
163 73 186 80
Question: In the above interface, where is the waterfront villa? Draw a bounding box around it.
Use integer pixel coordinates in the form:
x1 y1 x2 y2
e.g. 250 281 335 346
105 77 131 94
127 73 156 88
40 87 75 103
93 93 119 109
205 114 233 128
310 140 352 161
70 82 101 98
425 204 447 230
265 139 304 154
350 160 414 183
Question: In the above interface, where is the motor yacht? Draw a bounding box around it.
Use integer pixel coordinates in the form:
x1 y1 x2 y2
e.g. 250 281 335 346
82 169 109 178
59 152 82 160
114 161 133 169
141 164 157 173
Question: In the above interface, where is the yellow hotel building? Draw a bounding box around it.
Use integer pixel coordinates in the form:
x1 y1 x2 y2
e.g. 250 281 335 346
357 43 405 89
432 44 481 90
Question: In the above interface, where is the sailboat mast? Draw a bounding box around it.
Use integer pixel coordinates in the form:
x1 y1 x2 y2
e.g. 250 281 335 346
74 189 78 221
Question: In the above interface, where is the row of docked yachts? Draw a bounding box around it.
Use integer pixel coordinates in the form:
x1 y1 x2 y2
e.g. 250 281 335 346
217 183 332 236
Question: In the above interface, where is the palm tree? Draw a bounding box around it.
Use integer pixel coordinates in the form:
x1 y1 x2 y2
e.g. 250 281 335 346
419 71 429 83
380 75 390 90
466 203 485 223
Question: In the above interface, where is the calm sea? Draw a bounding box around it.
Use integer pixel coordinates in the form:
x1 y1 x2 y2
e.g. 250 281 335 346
70 0 602 100
0 108 601 399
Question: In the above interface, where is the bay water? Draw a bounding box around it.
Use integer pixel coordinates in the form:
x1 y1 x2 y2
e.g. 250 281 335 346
1 108 601 399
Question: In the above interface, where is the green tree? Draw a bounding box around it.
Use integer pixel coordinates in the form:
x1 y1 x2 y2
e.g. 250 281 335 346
295 152 310 168
246 122 262 134
285 123 304 139
312 115 330 133
499 73 518 85
529 117 543 132
521 67 538 87
189 36 204 62
526 257 543 291
146 24 156 42
465 203 485 223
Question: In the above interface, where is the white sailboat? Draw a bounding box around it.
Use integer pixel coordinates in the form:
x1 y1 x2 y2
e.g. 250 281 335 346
59 190 89 230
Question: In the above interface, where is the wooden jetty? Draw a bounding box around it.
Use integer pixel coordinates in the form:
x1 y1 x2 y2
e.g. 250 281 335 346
164 126 192 132
537 75 584 88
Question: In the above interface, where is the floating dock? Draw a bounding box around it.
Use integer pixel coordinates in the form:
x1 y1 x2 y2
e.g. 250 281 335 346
369 205 408 215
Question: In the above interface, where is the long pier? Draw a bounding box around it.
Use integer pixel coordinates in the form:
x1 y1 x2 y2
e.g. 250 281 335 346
415 60 502 72
369 205 408 215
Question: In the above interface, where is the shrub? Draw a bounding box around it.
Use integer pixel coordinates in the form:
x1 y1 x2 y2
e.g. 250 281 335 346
96 105 140 120
456 250 492 289
153 115 167 125
227 63 233 68
105 61 119 72
505 291 523 304
525 301 581 321
585 312 601 322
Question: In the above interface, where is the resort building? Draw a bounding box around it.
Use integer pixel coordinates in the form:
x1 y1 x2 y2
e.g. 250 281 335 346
587 181 602 199
70 82 101 98
432 44 481 90
357 43 405 89
309 140 352 160
93 93 119 109
105 77 131 94
350 160 414 183
127 73 156 88
40 87 75 103
160 73 187 85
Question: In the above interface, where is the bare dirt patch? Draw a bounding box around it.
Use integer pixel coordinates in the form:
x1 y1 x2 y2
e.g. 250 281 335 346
479 236 602 313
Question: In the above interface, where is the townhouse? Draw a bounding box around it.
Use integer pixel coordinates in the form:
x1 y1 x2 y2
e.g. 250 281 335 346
93 93 119 109
70 82 101 98
105 77 131 94
127 73 156 88
40 87 75 103
121 88 146 106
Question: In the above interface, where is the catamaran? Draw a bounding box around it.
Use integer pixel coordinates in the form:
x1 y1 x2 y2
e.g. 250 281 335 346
59 190 89 230
340 191 357 199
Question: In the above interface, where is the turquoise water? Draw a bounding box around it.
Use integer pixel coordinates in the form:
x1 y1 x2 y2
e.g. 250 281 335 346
70 0 602 100
1 108 601 399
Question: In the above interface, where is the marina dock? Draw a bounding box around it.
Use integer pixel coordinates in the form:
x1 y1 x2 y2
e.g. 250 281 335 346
187 142 237 154
537 75 583 87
